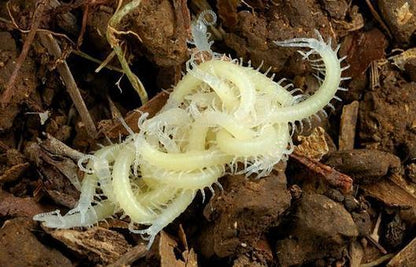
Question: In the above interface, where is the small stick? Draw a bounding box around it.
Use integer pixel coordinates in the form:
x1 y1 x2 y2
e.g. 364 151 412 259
106 243 147 267
95 50 117 73
370 213 382 242
364 0 393 40
40 133 85 161
77 1 90 48
365 235 388 255
290 152 353 194
339 101 359 150
360 254 394 267
1 0 48 107
370 61 380 90
71 50 124 73
365 212 388 254
39 33 98 138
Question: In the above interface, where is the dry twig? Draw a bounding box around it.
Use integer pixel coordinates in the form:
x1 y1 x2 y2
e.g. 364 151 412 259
40 133 85 161
77 1 89 48
1 0 48 107
364 0 393 40
290 152 353 194
39 33 98 138
339 101 359 150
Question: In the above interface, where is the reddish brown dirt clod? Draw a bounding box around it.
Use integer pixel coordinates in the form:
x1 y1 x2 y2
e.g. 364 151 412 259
198 165 291 259
276 194 358 266
0 31 37 131
0 218 72 267
324 149 401 184
359 64 416 159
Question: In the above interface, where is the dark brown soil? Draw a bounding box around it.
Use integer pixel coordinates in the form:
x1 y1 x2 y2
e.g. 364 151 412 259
1 0 416 266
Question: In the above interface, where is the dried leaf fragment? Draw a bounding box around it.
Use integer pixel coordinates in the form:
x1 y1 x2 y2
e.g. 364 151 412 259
295 127 329 161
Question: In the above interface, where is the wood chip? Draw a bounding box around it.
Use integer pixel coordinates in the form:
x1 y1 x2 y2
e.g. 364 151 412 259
153 231 198 267
339 101 359 150
361 174 416 208
390 48 416 70
178 225 198 267
387 236 416 266
41 133 85 162
349 241 364 267
47 227 132 264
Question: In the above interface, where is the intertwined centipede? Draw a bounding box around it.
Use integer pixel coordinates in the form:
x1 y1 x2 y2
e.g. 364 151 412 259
34 10 348 248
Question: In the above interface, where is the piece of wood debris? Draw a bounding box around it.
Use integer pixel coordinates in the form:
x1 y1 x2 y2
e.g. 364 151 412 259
38 33 97 138
40 133 85 162
349 241 364 267
339 101 359 150
46 227 132 264
290 152 353 194
387 236 416 266
0 162 29 183
178 224 198 267
361 253 394 267
149 231 198 267
106 243 147 267
361 174 416 208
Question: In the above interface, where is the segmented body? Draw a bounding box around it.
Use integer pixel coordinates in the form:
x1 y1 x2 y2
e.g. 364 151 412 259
34 10 348 248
